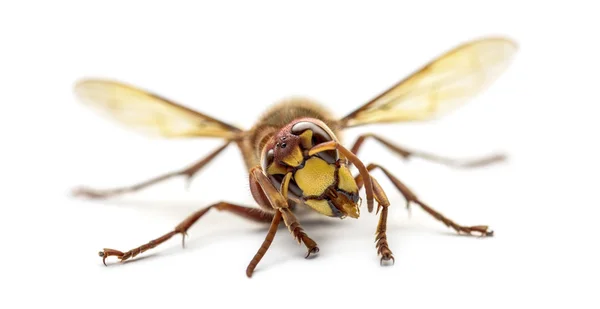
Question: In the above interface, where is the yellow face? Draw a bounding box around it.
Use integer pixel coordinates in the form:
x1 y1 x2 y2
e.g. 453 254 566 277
261 119 361 219
294 157 359 218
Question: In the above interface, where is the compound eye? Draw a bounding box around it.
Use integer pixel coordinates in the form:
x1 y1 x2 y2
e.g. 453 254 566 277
291 121 333 142
291 121 338 163
261 148 274 171
261 146 299 197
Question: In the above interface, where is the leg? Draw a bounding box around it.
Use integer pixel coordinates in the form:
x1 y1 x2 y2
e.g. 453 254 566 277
375 201 394 264
350 133 505 168
99 202 274 265
246 211 282 277
245 208 319 278
245 167 319 276
361 175 395 264
359 163 493 237
72 142 230 199
249 168 319 255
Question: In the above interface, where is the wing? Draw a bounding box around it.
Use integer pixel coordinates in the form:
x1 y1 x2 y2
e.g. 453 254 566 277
73 79 243 138
339 37 518 128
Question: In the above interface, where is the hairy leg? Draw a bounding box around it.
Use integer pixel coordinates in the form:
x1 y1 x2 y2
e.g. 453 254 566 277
246 211 282 277
249 168 319 257
355 174 395 264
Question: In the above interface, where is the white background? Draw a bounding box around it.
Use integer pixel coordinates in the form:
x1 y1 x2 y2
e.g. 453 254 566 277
1 1 599 308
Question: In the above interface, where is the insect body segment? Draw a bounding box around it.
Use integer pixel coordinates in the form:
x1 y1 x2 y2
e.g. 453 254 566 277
72 36 518 277
261 118 361 219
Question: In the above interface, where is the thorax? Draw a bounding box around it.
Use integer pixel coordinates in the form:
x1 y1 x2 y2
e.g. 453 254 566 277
238 98 341 170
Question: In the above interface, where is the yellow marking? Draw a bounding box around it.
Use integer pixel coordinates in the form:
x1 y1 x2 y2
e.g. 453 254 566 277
267 162 287 175
294 157 335 196
281 145 304 167
305 199 334 217
337 165 358 194
280 172 292 198
299 130 313 149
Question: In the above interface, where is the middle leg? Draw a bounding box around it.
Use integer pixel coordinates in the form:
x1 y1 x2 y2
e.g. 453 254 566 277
350 133 506 168
73 142 231 199
359 163 494 237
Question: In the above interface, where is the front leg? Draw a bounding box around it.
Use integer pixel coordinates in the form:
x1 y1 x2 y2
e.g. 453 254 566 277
309 140 393 263
246 168 319 276
250 168 319 256
375 203 394 265
355 174 395 264
280 208 320 257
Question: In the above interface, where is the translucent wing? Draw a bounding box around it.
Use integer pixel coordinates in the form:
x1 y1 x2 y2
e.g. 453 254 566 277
74 79 242 138
340 37 518 128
